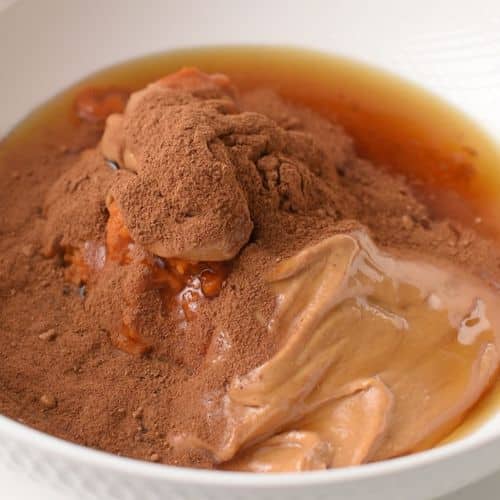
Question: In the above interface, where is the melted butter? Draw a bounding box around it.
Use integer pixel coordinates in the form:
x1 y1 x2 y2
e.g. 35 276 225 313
212 232 500 471
442 381 500 444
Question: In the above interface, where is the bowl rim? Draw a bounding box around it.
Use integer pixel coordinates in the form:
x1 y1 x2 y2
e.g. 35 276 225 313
1 42 500 489
1 413 499 486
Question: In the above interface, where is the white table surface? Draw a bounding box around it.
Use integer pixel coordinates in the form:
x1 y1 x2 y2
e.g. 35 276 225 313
1 463 499 500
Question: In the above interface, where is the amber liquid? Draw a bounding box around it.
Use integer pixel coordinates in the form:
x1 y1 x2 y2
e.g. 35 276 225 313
1 46 500 443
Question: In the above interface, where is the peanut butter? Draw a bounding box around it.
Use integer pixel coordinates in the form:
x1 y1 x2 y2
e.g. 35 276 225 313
199 232 500 470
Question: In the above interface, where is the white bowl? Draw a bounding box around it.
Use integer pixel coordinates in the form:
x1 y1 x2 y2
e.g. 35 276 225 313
1 1 500 499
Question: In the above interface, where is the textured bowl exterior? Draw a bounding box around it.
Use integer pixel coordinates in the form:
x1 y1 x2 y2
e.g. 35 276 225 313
2 415 500 500
1 1 500 499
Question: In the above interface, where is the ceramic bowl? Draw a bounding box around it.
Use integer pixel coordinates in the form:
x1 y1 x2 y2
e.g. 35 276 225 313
1 1 500 499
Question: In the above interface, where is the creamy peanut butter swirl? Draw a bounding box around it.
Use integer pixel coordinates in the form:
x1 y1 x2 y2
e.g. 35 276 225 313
183 231 500 471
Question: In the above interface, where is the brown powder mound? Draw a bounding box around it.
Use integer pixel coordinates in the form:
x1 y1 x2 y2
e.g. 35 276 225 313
102 84 253 260
42 149 117 254
239 88 353 186
97 68 353 260
1 68 500 468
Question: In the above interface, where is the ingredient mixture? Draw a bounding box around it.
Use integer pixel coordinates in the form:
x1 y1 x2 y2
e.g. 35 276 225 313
1 67 500 471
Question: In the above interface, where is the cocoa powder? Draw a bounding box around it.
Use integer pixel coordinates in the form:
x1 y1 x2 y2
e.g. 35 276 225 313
1 69 500 468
